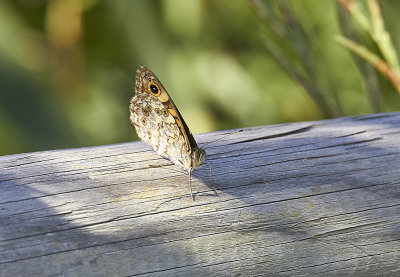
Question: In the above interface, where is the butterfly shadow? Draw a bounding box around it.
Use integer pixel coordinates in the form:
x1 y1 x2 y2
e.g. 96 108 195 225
144 158 218 201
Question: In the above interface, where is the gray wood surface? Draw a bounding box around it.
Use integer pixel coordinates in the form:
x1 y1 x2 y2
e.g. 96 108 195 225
1 112 399 276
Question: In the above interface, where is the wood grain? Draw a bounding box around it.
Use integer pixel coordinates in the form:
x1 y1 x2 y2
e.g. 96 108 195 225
1 112 399 276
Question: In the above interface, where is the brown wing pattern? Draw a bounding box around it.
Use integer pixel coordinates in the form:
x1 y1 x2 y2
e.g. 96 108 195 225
134 66 197 152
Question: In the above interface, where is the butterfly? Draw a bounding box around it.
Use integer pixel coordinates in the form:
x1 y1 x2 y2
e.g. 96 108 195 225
130 66 206 199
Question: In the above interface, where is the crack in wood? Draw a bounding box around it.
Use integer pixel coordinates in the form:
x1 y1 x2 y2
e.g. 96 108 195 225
229 125 314 145
311 221 387 239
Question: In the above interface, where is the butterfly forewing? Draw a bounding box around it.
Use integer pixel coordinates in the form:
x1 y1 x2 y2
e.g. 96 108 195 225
130 66 205 171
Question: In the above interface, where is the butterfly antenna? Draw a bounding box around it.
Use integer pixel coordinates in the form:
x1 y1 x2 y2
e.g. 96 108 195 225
201 129 243 149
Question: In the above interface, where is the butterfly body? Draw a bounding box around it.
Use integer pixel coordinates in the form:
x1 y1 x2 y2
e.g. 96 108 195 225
130 67 205 174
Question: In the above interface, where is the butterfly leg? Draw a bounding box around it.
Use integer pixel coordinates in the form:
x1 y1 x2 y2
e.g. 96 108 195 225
208 162 213 182
206 162 219 196
188 169 195 201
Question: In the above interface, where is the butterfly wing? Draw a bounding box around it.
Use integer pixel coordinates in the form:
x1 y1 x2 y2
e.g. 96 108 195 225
130 67 204 170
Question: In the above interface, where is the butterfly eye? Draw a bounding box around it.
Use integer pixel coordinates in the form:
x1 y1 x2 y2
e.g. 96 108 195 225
150 84 159 95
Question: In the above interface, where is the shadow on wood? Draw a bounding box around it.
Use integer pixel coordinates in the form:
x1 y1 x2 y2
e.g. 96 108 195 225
0 112 399 276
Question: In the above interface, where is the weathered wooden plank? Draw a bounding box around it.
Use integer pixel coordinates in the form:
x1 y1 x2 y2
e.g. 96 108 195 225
0 112 399 276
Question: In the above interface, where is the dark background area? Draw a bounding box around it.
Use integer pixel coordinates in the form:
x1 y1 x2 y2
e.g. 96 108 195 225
0 0 399 156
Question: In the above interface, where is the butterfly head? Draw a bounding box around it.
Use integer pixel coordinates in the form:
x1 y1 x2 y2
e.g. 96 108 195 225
189 147 206 170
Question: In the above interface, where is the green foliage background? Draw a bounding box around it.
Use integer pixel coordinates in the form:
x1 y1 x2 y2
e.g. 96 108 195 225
0 0 399 156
